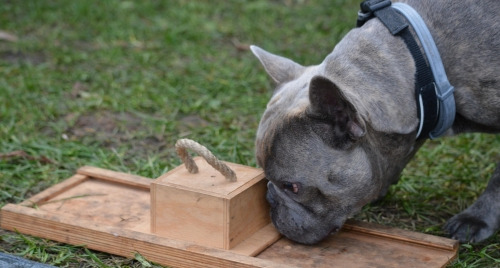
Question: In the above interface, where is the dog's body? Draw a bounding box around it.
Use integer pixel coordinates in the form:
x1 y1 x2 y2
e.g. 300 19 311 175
251 0 499 244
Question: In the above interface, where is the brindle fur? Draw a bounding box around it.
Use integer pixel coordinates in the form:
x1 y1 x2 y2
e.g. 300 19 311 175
252 0 499 244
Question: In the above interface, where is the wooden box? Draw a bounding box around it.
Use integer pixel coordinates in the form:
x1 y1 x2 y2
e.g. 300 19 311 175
151 156 270 250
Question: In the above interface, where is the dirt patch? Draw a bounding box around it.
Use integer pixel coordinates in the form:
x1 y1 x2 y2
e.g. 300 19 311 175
66 110 166 155
178 115 210 130
0 150 54 164
64 111 214 160
68 110 142 138
0 51 46 65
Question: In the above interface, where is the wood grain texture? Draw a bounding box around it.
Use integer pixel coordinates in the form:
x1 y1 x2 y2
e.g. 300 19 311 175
343 220 458 251
228 179 270 249
19 174 88 207
231 223 281 257
257 230 457 268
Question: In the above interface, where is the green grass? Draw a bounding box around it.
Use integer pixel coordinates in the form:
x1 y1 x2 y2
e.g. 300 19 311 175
0 0 499 267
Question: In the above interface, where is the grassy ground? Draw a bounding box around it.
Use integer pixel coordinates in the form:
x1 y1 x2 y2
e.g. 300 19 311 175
0 0 499 267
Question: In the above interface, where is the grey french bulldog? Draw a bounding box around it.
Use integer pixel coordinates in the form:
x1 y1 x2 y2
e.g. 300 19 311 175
251 0 499 245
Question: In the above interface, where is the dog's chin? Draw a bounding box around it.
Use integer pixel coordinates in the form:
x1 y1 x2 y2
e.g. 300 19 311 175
273 216 343 245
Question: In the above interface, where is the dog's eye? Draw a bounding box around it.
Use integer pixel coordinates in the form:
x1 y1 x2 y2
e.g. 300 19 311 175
283 182 299 194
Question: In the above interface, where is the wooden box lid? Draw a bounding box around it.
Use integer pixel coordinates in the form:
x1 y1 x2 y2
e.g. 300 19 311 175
154 156 265 197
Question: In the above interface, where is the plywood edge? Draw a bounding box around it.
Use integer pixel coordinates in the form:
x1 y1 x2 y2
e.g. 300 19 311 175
0 204 292 268
343 220 459 252
230 223 282 257
77 166 152 189
19 174 88 207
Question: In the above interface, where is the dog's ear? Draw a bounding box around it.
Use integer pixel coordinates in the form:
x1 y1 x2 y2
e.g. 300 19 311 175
308 75 366 142
250 45 305 84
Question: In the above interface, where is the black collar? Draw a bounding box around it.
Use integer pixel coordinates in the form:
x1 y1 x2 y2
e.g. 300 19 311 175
356 0 455 140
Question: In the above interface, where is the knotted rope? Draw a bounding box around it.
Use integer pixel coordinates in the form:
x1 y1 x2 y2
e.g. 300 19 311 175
175 139 237 182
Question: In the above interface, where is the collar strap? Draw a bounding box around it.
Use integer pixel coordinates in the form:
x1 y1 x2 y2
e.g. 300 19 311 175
357 0 455 139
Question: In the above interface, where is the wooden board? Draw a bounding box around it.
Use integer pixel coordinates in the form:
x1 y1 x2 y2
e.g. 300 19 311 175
258 221 457 267
0 166 458 267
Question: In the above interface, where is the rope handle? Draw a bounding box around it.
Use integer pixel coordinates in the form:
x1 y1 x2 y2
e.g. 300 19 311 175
175 139 237 182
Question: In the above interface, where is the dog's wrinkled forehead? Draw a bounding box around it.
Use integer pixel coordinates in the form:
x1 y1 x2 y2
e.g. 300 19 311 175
255 67 321 167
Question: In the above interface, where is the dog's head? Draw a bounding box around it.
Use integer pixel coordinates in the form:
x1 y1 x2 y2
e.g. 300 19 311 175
251 42 422 244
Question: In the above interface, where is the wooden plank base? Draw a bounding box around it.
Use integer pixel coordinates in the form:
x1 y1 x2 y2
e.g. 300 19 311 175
0 166 458 267
258 221 457 267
